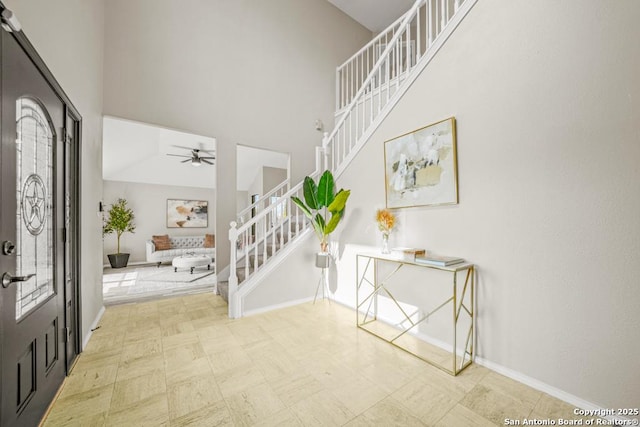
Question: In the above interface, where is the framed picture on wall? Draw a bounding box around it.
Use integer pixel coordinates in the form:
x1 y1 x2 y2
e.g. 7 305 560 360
384 117 458 209
167 199 208 228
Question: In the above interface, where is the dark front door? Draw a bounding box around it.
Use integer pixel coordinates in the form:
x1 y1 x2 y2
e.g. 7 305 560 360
0 25 67 426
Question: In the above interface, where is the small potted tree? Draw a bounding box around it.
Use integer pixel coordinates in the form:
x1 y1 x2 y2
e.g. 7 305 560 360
291 170 350 268
103 198 136 268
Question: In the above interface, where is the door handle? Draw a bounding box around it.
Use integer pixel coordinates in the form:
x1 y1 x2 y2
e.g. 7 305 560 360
2 273 36 288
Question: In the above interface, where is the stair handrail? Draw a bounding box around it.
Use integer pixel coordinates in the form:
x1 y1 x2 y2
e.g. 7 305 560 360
228 148 324 312
327 0 424 168
236 178 290 224
228 0 474 317
336 10 409 110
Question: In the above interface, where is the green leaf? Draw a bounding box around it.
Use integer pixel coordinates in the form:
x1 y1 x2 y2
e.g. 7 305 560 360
312 213 325 240
317 170 335 208
291 196 313 220
328 189 350 213
314 213 326 232
324 211 342 235
302 176 319 210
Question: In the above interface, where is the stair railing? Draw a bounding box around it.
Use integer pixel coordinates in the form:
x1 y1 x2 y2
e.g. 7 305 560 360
236 179 290 226
328 0 468 176
228 148 324 310
336 11 408 111
228 0 475 316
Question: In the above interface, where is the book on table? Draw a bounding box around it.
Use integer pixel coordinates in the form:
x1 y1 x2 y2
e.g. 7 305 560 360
415 254 464 266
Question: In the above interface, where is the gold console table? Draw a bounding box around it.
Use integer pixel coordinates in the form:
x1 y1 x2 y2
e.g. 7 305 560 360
356 253 475 376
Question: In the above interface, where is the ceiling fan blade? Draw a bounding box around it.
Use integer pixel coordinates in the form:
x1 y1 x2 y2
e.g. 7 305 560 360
167 153 191 158
171 145 198 151
201 158 214 165
197 149 216 154
200 156 216 160
181 159 191 163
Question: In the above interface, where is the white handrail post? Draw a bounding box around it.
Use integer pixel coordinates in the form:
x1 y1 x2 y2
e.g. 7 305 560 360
322 132 330 172
336 67 342 111
228 221 239 318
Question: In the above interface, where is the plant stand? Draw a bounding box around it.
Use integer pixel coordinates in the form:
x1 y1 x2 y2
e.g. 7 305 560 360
314 252 331 304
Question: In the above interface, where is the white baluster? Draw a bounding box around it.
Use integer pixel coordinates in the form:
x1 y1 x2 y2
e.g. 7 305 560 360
228 221 239 316
428 0 433 46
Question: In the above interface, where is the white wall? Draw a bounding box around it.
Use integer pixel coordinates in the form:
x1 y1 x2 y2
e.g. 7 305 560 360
328 0 640 411
4 0 106 342
263 167 287 194
103 181 216 263
102 0 372 185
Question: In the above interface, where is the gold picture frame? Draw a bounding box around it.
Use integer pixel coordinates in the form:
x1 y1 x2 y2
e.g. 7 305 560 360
384 117 458 209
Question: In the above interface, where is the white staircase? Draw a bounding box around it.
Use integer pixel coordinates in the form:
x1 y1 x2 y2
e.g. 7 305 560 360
227 0 478 318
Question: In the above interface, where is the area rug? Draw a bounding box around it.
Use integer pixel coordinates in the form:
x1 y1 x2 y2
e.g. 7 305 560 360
140 268 215 283
103 265 217 305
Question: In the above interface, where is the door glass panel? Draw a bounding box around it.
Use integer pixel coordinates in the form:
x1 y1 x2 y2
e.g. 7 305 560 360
15 97 55 320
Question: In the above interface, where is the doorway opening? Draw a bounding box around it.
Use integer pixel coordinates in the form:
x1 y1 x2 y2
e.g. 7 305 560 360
101 117 217 304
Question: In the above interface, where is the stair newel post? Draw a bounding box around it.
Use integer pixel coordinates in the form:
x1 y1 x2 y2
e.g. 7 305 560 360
228 221 239 316
321 132 330 172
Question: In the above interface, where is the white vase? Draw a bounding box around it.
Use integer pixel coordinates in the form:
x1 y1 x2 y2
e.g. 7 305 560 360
381 233 390 254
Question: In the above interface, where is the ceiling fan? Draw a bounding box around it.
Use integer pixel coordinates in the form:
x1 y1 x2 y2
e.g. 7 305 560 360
167 145 215 167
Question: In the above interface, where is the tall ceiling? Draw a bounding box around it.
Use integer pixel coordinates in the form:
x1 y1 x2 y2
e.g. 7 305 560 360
102 117 288 191
327 0 414 32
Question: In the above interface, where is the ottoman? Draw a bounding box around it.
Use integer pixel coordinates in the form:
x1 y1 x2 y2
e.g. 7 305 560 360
172 254 211 274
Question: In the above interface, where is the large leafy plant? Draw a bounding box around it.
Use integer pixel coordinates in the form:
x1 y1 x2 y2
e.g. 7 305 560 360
292 170 350 252
103 198 136 254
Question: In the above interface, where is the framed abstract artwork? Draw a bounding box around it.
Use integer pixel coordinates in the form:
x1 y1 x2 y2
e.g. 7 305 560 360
384 117 458 209
167 199 208 228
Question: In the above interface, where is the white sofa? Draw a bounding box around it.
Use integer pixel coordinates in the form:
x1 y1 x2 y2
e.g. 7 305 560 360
146 235 215 266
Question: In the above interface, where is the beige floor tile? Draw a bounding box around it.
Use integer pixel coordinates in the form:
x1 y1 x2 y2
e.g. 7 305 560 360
343 397 426 427
43 292 579 426
290 390 354 426
124 326 162 344
60 363 119 398
167 374 224 419
162 330 200 350
253 408 304 427
460 382 536 425
83 334 125 354
117 353 165 382
356 359 413 394
106 393 170 427
531 393 594 423
327 373 387 415
164 342 207 368
269 371 326 407
170 399 233 427
226 382 287 426
215 364 267 397
207 347 253 375
251 352 303 383
435 403 498 426
72 348 122 372
110 369 167 411
44 384 113 426
42 411 107 427
392 377 462 424
166 357 213 385
480 371 542 407
120 337 163 362
161 319 196 337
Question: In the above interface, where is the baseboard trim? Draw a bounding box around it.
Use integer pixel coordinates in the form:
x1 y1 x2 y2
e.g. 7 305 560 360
331 295 631 424
242 296 315 317
474 357 632 424
82 305 105 350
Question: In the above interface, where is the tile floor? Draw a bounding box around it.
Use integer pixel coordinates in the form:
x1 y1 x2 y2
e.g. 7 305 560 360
43 293 590 426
